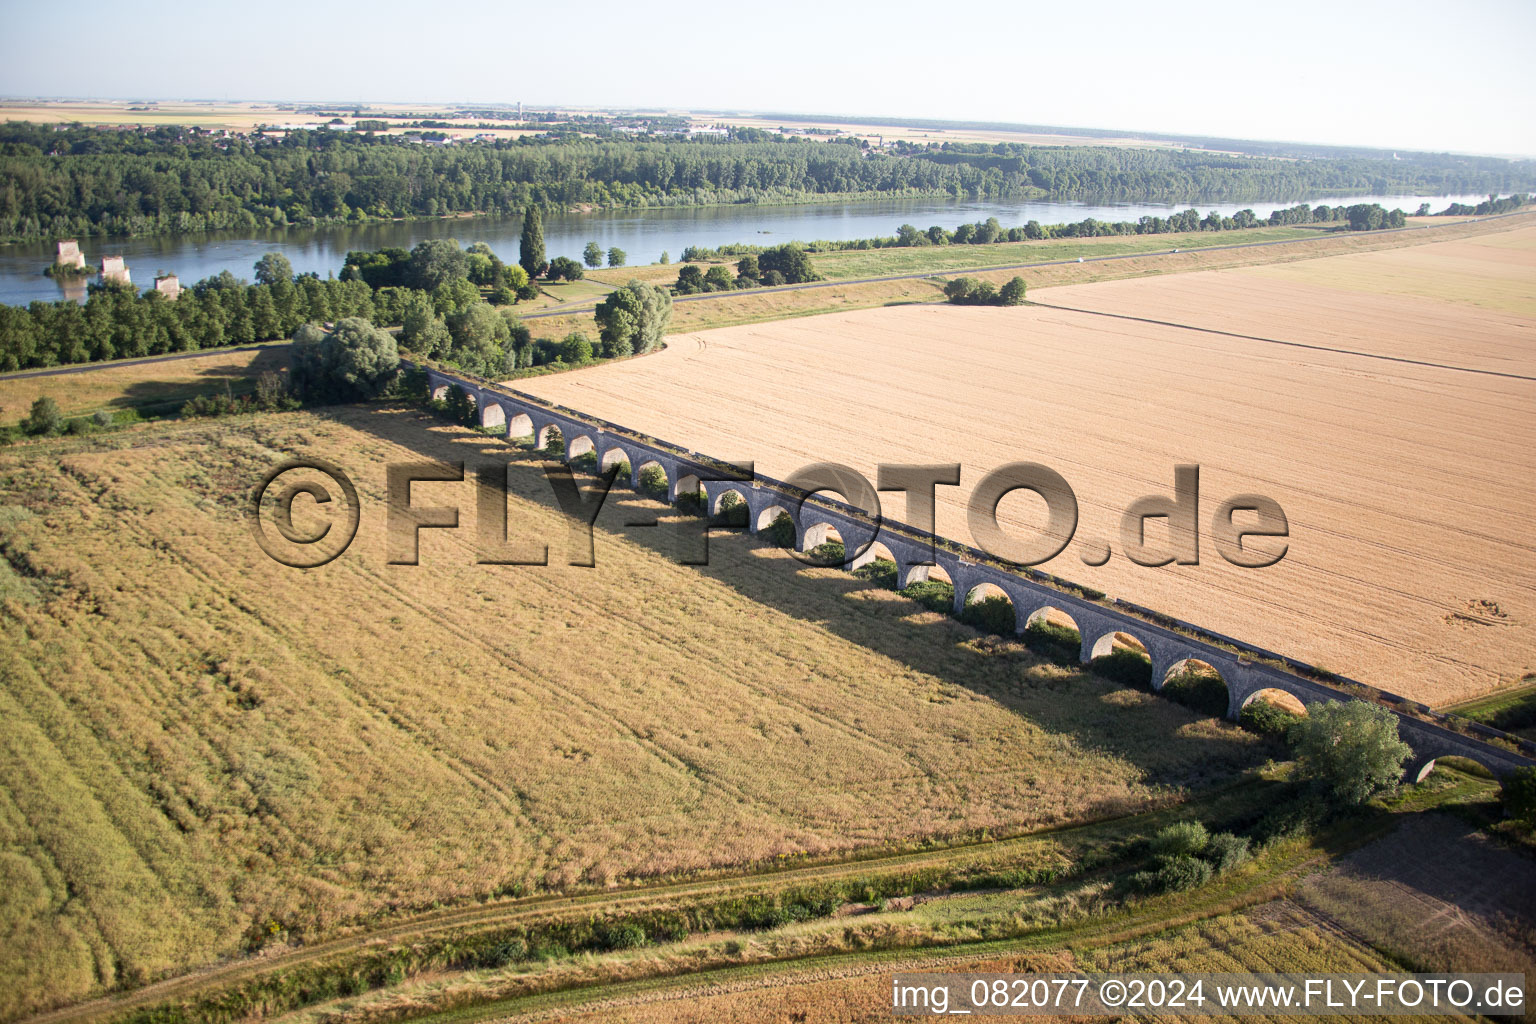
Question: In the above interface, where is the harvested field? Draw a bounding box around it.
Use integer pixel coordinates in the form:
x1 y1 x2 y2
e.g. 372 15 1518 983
1299 812 1536 977
0 409 1265 1018
516 222 1536 705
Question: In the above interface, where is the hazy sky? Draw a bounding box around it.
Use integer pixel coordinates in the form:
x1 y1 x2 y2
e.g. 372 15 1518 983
2 0 1532 156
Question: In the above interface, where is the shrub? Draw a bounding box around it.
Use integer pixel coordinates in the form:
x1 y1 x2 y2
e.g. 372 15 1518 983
901 579 955 614
1501 766 1536 825
1161 667 1230 717
1154 854 1213 892
22 396 62 436
92 409 114 428
960 594 1015 635
181 387 252 419
1149 821 1209 860
443 384 475 426
714 490 749 527
765 511 796 548
65 416 93 435
1092 648 1153 689
474 937 528 968
1023 619 1080 664
637 464 668 498
852 557 898 589
1240 697 1303 738
1203 832 1251 873
1251 795 1327 845
598 922 647 950
806 538 845 565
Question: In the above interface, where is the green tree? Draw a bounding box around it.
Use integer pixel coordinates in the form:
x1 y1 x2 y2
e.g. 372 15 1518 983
674 265 705 294
23 396 63 436
253 252 294 287
659 251 670 265
400 292 451 358
607 247 626 268
943 277 980 304
594 280 672 358
582 241 603 268
289 318 399 402
431 277 481 317
519 205 546 278
1290 701 1411 806
559 332 594 365
757 244 819 284
464 252 495 285
703 265 735 292
998 277 1027 305
444 301 514 377
502 264 530 292
735 254 760 286
407 239 469 291
547 257 584 282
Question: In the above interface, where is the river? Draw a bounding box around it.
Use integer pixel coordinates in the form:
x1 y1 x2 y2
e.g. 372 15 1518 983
0 192 1492 306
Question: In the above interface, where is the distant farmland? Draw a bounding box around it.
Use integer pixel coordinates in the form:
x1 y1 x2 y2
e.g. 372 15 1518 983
0 409 1267 1019
518 222 1536 707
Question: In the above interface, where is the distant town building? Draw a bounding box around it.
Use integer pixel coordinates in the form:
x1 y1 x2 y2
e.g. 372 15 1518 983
153 274 180 300
55 239 86 270
101 256 131 287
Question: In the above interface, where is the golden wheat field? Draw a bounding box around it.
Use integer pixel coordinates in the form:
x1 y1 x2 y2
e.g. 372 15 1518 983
0 408 1267 1019
516 222 1536 707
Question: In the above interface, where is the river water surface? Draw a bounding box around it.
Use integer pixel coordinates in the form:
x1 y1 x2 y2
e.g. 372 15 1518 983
0 192 1489 305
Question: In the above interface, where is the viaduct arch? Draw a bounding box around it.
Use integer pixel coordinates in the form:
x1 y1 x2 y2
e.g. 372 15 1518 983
417 364 1536 782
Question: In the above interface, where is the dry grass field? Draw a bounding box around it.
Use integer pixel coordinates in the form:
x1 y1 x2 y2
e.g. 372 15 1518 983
0 408 1268 1019
516 221 1536 706
0 345 287 424
445 806 1535 1024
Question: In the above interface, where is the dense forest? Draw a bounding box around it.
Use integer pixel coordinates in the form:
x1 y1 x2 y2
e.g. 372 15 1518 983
2 122 1533 242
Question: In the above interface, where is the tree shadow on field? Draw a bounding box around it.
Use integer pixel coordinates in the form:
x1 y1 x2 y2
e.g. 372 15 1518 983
115 347 290 413
331 403 1271 797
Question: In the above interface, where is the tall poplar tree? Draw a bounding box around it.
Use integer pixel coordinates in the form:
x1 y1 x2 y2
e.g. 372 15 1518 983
519 206 546 279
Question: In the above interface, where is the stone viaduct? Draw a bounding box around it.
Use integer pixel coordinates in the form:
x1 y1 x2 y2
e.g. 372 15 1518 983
420 364 1536 784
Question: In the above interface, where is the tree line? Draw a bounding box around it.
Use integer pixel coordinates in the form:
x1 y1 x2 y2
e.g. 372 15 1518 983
0 233 677 385
676 194 1529 263
4 120 1533 241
